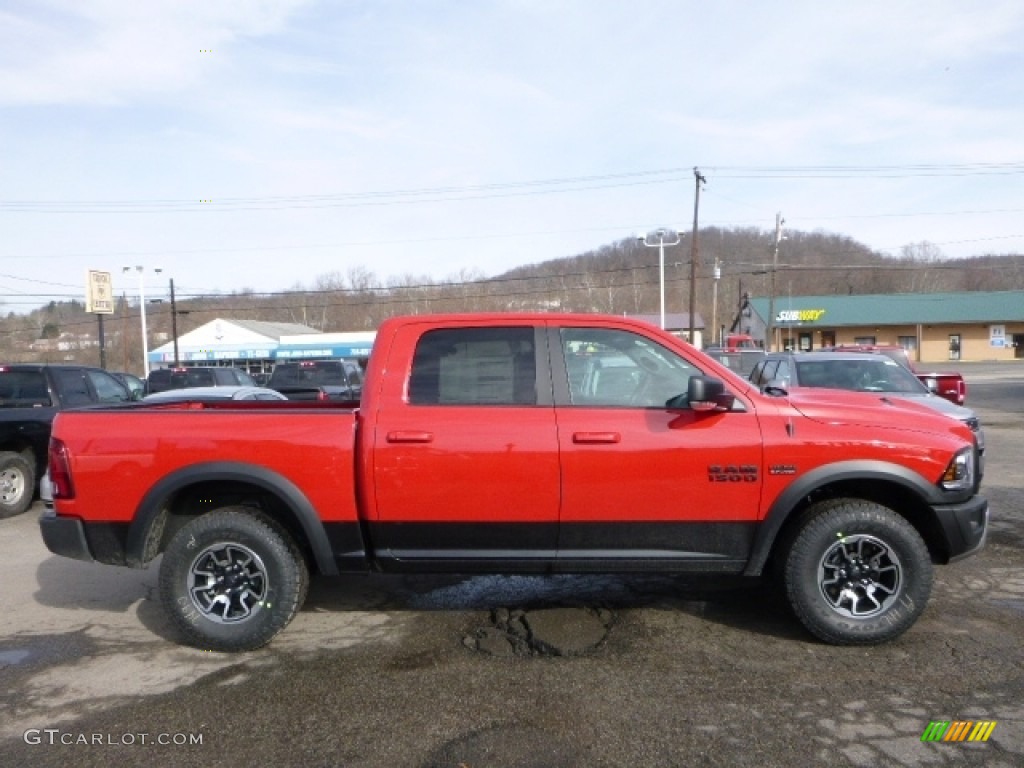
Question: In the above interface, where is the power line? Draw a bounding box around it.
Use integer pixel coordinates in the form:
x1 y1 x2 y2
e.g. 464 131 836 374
4 162 1023 213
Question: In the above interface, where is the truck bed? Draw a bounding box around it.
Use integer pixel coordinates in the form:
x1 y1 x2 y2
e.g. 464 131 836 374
53 405 361 525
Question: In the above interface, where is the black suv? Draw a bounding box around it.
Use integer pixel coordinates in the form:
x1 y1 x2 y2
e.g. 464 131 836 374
0 364 133 516
267 359 363 401
147 366 257 394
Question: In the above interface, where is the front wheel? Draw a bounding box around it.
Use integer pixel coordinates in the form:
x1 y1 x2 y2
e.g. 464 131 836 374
158 507 309 652
783 499 933 645
0 451 35 518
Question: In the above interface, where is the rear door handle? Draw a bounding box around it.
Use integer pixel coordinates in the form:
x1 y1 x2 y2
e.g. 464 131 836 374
386 431 434 443
572 432 621 444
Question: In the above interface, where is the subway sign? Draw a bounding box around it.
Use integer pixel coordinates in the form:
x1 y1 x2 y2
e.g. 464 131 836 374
775 309 826 323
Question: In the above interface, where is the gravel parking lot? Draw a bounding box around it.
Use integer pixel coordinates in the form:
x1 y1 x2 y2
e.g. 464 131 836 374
1 363 1021 768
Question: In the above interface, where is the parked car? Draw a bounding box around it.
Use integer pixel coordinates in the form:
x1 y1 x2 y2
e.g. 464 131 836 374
0 363 132 516
750 351 984 457
110 371 146 399
822 344 967 405
147 366 257 394
267 359 363 401
143 386 288 403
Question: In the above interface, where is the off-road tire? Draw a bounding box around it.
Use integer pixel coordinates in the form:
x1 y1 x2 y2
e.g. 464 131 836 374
0 451 35 518
783 499 932 645
158 507 309 652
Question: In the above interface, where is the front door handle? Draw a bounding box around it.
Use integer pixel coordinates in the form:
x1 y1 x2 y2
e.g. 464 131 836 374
386 431 434 443
572 432 621 444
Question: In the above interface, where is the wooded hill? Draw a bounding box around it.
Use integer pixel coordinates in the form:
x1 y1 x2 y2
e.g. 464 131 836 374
4 226 1023 368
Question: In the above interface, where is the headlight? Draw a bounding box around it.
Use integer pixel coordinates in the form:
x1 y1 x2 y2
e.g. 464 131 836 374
941 446 975 491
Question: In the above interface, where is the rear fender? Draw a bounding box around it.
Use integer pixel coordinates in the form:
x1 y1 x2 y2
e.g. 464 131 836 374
124 461 352 575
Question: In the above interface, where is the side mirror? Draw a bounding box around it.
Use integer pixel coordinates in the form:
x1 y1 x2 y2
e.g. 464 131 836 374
761 378 789 397
687 376 734 412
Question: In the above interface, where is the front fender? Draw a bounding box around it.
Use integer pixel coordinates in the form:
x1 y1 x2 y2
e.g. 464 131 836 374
743 460 945 576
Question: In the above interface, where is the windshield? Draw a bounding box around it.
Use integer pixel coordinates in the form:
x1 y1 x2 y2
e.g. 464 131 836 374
796 358 929 394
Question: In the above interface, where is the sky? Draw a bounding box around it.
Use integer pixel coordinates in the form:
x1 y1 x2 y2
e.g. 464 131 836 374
2 0 1024 310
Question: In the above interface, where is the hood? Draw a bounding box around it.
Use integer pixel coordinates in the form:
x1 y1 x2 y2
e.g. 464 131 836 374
881 391 976 422
782 388 972 439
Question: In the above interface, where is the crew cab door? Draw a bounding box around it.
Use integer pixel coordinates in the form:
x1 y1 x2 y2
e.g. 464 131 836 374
368 323 560 568
551 325 764 571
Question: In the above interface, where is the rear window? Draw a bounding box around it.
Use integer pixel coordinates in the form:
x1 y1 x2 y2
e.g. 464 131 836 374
182 369 217 387
0 370 52 406
268 362 349 387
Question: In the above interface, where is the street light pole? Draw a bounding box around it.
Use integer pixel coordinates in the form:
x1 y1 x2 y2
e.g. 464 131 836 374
123 265 162 377
711 258 721 346
689 168 706 344
637 228 681 330
767 213 784 352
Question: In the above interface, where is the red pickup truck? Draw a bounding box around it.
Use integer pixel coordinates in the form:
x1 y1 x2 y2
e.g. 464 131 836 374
40 313 988 652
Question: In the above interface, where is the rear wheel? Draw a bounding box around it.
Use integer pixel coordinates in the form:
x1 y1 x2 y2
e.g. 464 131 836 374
783 499 932 645
0 451 35 518
158 507 309 652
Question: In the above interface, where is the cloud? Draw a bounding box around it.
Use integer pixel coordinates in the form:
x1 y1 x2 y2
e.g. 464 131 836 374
0 0 308 105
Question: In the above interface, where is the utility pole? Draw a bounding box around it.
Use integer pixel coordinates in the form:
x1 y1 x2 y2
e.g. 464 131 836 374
767 212 784 351
688 167 706 344
170 278 180 367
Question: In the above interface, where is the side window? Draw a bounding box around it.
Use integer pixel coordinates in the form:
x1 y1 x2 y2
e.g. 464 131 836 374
236 370 255 386
774 360 791 386
52 368 94 407
345 364 363 387
749 361 766 387
560 328 699 408
408 327 536 406
88 370 130 403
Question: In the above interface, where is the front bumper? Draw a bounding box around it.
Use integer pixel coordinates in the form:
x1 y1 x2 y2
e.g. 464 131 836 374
931 495 989 563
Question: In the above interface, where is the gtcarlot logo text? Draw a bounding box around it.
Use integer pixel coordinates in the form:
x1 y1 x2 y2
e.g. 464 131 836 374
24 729 203 746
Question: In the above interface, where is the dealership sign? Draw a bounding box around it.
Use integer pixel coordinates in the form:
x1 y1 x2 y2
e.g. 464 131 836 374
775 309 826 323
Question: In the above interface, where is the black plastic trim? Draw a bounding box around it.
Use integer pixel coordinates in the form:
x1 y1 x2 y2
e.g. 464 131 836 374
933 494 989 562
558 521 755 559
39 510 94 563
323 522 373 572
370 520 755 574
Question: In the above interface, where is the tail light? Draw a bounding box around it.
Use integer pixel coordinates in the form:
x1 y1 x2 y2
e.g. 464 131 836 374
48 438 75 500
957 380 967 405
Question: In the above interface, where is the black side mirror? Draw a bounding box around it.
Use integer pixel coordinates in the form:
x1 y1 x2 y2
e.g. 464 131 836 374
687 376 735 412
